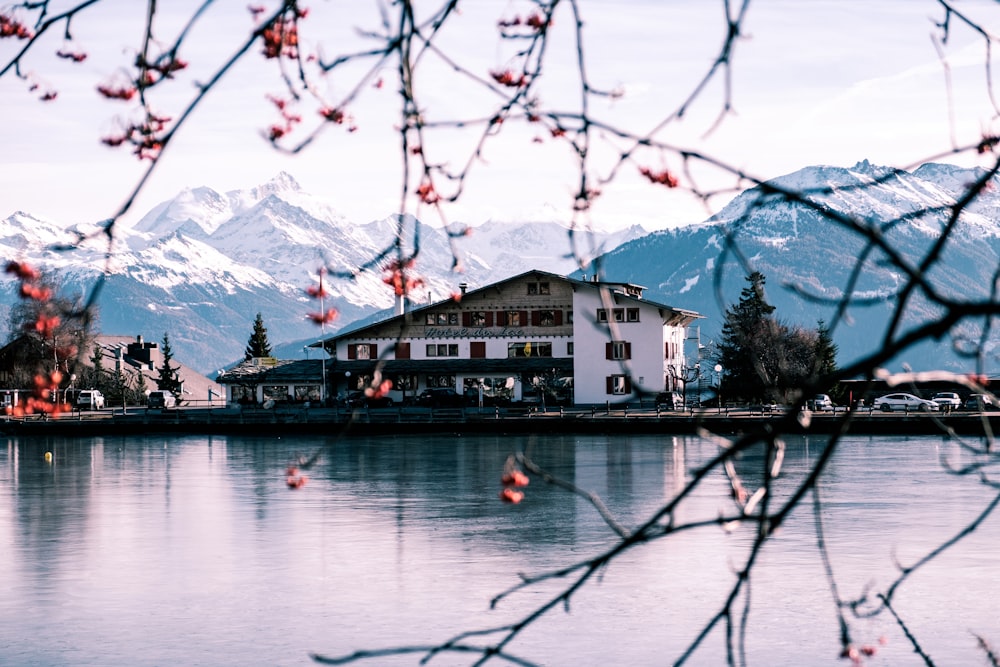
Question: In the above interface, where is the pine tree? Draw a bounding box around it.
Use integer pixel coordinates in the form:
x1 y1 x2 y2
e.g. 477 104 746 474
135 371 148 404
88 344 106 393
717 272 778 402
814 319 839 385
156 333 182 395
244 312 272 360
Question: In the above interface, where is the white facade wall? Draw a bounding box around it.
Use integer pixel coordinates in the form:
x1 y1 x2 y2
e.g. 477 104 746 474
331 272 694 406
572 287 686 404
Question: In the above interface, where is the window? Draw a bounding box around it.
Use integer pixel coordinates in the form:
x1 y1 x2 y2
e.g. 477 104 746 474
506 311 523 326
567 342 574 356
348 343 376 360
426 344 459 357
425 312 458 325
613 309 625 322
533 309 560 327
626 308 640 322
508 342 553 358
526 281 550 295
294 385 321 401
597 309 608 323
391 374 418 391
607 375 630 395
263 385 290 402
427 375 455 388
472 311 487 326
606 341 632 360
394 342 410 359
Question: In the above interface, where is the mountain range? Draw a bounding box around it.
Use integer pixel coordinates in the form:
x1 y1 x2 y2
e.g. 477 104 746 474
0 173 645 373
586 159 1000 374
4 160 998 375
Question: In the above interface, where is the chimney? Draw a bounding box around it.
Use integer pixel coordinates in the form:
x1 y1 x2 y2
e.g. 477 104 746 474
459 282 468 295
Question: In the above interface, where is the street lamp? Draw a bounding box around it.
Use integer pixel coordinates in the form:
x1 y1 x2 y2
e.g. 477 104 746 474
714 364 723 413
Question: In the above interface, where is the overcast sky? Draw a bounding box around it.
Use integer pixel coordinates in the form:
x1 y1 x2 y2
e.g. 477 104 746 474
3 0 1000 233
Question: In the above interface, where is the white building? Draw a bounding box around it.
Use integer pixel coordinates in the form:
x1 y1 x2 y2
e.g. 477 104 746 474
321 270 701 406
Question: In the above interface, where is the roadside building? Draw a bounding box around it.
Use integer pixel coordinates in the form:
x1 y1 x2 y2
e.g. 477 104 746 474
0 333 223 407
317 269 701 407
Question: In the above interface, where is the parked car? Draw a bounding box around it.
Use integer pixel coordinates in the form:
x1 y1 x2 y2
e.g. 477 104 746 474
417 388 466 408
76 389 105 410
874 393 939 412
965 393 998 411
655 392 684 410
147 390 177 408
346 391 394 409
931 392 961 410
812 394 835 412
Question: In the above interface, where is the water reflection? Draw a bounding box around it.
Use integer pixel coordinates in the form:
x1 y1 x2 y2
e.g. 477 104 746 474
0 433 998 665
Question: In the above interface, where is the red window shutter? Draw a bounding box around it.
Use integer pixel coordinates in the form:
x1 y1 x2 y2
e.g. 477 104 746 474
348 344 357 360
665 342 669 359
370 344 377 358
606 376 614 394
624 342 632 360
395 342 410 359
520 310 528 325
485 312 494 327
554 310 563 326
624 376 632 393
470 341 486 358
606 342 613 360
496 311 506 326
462 312 471 326
531 310 541 326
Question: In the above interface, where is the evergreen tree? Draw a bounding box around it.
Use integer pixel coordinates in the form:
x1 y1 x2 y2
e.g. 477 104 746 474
88 344 106 393
244 312 272 360
135 371 148 404
717 272 778 402
814 319 839 388
156 333 183 395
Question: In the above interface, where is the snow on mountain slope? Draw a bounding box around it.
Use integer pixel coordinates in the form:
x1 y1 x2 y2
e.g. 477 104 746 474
589 160 1000 373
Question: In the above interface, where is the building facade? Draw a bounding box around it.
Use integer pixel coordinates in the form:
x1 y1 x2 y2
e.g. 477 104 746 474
321 270 701 406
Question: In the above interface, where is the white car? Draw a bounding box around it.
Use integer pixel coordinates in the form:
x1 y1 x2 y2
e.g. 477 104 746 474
931 392 961 409
874 392 939 412
812 394 835 411
76 389 105 410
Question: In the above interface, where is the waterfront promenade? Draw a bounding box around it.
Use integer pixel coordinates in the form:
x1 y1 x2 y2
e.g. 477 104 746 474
2 403 995 437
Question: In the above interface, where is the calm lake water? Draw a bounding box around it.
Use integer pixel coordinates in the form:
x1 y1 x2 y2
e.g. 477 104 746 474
1 432 998 666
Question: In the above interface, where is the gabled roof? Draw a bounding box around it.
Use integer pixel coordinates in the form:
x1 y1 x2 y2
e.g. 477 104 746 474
216 358 324 385
319 269 702 345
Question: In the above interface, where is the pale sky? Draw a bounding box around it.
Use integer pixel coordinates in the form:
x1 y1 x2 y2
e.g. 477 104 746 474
3 0 1000 234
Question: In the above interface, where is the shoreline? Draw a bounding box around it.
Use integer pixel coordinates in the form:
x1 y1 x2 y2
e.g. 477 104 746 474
2 405 994 438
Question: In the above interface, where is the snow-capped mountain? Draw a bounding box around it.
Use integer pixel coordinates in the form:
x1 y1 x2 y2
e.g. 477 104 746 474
585 159 1000 373
1 173 644 373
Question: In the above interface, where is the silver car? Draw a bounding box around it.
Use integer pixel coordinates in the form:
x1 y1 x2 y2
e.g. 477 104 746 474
931 392 961 409
874 392 939 412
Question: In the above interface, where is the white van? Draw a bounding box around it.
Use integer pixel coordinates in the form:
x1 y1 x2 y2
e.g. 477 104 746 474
147 390 177 408
77 390 105 410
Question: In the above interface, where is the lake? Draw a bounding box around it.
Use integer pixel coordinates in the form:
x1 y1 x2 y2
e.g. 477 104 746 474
1 432 998 666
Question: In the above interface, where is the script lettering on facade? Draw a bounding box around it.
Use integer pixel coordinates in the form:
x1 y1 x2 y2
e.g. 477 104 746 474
425 327 526 338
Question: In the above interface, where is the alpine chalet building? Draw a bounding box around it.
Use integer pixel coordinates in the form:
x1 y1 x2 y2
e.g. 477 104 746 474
322 270 701 406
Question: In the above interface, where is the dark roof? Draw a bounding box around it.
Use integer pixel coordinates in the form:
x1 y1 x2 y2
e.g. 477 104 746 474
217 359 326 384
319 269 702 345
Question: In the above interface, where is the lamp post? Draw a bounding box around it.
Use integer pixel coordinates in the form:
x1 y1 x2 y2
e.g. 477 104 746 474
714 364 723 413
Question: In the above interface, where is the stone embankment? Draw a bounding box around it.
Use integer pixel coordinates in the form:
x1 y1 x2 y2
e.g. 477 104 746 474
1 404 994 437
